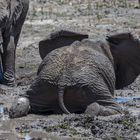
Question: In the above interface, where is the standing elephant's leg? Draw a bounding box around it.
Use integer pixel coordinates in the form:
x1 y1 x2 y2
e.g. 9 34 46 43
1 0 29 86
1 35 16 86
14 0 29 47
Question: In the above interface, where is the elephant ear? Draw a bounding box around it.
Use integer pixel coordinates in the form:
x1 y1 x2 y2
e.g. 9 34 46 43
107 32 140 89
39 30 88 59
106 32 133 46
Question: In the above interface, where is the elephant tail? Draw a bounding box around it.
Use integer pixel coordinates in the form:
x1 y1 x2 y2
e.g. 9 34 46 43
58 86 70 114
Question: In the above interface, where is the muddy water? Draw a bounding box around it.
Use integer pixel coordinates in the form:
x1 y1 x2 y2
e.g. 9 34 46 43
0 83 140 139
0 105 77 139
114 96 140 103
0 106 9 121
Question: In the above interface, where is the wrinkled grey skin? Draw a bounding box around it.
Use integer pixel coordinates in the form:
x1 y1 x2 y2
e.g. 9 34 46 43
0 0 29 86
9 31 140 118
29 39 121 116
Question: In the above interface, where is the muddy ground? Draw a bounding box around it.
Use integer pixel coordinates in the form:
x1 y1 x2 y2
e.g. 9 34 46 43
0 0 140 139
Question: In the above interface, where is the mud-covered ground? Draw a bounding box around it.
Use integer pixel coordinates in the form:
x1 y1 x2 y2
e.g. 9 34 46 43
0 0 140 139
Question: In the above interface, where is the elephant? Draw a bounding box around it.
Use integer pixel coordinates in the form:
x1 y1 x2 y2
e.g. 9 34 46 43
9 31 140 118
0 0 29 86
39 29 88 59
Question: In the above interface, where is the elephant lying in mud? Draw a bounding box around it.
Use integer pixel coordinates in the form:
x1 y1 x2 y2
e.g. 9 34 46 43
9 31 140 118
0 0 29 86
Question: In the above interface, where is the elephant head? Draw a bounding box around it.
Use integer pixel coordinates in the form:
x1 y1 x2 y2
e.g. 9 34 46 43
39 30 88 59
107 32 140 89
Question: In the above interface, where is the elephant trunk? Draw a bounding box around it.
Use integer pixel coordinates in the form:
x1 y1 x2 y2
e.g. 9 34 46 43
58 86 70 114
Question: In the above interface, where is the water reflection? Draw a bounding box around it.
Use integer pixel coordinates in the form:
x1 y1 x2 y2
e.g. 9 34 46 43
0 106 9 120
18 133 32 140
114 96 140 103
24 133 32 140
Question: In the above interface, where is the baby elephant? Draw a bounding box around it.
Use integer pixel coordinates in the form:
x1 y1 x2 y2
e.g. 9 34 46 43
10 31 140 118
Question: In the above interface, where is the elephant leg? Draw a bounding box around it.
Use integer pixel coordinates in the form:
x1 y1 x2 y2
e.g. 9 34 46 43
85 79 123 116
1 35 16 86
1 0 29 86
14 0 29 47
85 100 122 116
95 95 123 116
25 79 60 114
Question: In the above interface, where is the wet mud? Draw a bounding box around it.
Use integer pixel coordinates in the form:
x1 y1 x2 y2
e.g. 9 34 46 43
0 0 140 139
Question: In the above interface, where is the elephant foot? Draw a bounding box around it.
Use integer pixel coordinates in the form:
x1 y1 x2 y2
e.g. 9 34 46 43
85 102 122 116
1 78 16 87
84 102 100 117
98 105 123 116
1 73 16 87
9 97 30 118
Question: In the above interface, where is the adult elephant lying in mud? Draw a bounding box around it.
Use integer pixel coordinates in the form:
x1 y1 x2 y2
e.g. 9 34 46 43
9 31 140 118
0 0 29 86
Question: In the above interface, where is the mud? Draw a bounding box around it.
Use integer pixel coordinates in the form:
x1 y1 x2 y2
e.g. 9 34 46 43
0 0 140 139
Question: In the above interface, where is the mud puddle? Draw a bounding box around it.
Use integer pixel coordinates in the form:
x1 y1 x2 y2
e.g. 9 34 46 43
18 133 31 140
114 96 140 103
0 106 9 121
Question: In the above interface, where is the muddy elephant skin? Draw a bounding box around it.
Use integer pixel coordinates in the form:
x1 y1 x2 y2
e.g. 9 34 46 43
9 32 140 118
30 39 120 115
0 0 29 86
